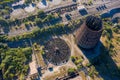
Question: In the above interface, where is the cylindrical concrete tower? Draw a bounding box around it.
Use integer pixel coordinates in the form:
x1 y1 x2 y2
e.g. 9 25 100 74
76 15 103 49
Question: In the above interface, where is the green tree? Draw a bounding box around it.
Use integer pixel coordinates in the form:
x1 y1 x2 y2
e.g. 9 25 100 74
0 47 32 80
35 18 42 26
0 17 8 27
67 68 76 75
37 10 46 19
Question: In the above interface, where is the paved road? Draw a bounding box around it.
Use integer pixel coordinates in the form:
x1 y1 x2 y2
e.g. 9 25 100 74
87 0 120 14
44 1 76 13
62 0 120 22
7 0 120 36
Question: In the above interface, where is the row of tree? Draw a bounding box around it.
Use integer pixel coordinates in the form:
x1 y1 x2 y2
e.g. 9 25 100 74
0 10 61 29
0 19 82 42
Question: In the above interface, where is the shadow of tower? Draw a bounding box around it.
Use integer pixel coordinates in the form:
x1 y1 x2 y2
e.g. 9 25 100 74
76 15 120 80
79 42 120 80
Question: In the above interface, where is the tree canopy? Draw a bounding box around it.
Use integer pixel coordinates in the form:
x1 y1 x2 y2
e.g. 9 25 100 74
0 45 32 80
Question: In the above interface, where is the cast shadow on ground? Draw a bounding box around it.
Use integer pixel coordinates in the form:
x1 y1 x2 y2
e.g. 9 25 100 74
79 41 120 80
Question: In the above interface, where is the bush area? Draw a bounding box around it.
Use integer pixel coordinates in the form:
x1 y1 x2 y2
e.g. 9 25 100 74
0 44 32 80
102 22 120 56
88 66 98 78
71 56 84 70
67 68 76 75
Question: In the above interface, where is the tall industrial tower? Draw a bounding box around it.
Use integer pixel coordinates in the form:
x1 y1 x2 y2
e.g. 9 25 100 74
76 15 103 49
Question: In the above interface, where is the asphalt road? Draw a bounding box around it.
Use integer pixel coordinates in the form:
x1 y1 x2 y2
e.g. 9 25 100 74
87 0 120 14
7 0 120 36
62 0 120 22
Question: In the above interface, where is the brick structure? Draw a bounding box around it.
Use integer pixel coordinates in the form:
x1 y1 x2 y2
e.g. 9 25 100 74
44 38 70 65
76 16 103 49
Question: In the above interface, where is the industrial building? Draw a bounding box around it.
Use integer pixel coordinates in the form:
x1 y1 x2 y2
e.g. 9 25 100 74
76 15 103 49
44 38 71 65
